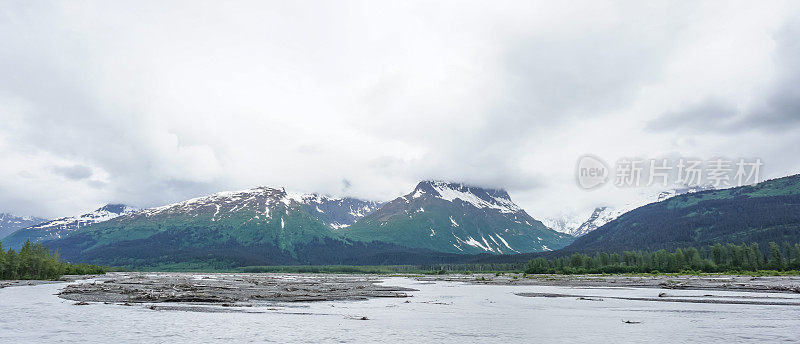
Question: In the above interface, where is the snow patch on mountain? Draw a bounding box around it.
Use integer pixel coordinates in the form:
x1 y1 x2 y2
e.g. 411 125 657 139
425 181 522 214
494 234 518 253
544 185 715 237
287 191 383 229
140 187 283 218
0 213 48 239
463 235 490 252
0 204 140 244
449 216 459 227
29 204 138 233
345 180 572 255
135 186 381 230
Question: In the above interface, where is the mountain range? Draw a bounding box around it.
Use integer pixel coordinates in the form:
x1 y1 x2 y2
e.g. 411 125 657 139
3 175 800 268
0 213 47 240
543 185 715 236
42 188 385 266
1 181 571 267
2 204 137 249
4 181 572 266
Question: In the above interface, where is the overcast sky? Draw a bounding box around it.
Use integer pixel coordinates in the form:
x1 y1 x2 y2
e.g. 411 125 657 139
2 1 800 221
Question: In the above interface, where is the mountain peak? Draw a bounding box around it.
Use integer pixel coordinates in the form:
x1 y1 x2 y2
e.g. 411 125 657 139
120 186 382 231
416 180 511 197
545 185 718 237
2 202 140 248
410 180 518 213
0 213 48 240
345 180 571 254
97 203 137 214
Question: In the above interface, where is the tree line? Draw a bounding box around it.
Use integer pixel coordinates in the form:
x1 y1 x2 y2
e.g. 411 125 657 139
526 242 800 274
0 240 109 280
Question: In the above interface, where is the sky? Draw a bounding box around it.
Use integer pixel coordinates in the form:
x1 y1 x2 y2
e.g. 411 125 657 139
1 1 800 221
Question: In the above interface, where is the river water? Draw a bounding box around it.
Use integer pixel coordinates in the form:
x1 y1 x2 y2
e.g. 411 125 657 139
1 276 799 343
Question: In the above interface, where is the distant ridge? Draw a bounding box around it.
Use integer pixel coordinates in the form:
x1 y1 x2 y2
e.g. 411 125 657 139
0 213 48 240
567 174 800 252
2 204 137 249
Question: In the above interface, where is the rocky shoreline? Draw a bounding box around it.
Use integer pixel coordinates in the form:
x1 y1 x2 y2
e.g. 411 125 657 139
514 291 800 306
0 275 102 290
443 273 800 293
0 280 61 289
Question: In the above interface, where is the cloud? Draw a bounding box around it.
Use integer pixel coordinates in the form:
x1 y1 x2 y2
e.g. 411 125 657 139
647 21 800 134
51 165 93 180
0 1 799 220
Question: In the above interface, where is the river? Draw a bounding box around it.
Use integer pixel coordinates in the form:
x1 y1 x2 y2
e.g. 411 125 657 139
1 276 799 343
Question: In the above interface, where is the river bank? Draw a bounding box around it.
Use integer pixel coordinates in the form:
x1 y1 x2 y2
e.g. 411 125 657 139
0 280 59 289
427 273 800 293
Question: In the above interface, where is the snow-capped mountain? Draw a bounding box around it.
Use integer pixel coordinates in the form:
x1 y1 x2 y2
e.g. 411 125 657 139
35 204 139 232
1 204 137 248
43 186 387 266
344 181 573 254
544 185 715 237
130 187 381 230
0 213 47 240
38 182 572 267
286 193 383 229
409 181 524 214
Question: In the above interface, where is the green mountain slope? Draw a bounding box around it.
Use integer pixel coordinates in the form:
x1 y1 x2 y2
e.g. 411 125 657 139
31 182 575 267
343 181 573 254
2 204 136 250
44 188 359 266
568 174 800 252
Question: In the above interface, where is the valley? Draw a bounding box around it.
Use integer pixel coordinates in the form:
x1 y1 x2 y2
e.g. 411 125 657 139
4 2 798 342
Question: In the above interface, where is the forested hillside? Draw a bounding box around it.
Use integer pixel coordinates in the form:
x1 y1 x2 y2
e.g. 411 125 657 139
568 174 800 252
